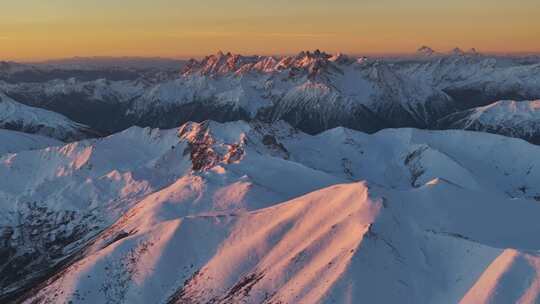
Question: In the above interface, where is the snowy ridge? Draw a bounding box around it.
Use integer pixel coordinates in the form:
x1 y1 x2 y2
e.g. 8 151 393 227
1 49 539 142
394 48 540 107
2 48 540 303
181 50 355 77
2 120 540 303
416 45 437 57
438 100 540 144
0 92 96 141
177 50 454 131
0 50 455 135
412 46 481 59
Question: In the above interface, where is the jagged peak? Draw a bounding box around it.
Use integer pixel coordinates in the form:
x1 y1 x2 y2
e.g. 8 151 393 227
177 120 250 171
445 47 483 58
274 50 330 72
177 120 212 142
181 50 359 77
413 46 483 59
451 47 480 55
295 49 331 59
329 52 353 63
450 47 465 55
417 45 436 56
178 120 251 144
181 52 261 76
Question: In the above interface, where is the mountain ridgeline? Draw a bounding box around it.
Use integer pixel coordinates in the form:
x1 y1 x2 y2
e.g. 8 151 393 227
2 48 540 303
3 120 540 303
1 48 539 143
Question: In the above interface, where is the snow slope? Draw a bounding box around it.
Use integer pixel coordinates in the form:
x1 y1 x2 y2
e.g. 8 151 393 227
438 100 540 144
0 129 61 155
2 120 540 303
174 50 455 131
0 92 96 141
394 48 540 109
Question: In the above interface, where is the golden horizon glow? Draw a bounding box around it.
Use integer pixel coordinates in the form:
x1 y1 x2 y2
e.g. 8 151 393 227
2 0 540 61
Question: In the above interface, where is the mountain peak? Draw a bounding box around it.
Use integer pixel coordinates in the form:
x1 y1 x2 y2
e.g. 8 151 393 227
329 52 355 65
182 52 261 76
450 47 465 55
467 48 482 56
182 50 357 77
417 45 436 56
448 47 482 57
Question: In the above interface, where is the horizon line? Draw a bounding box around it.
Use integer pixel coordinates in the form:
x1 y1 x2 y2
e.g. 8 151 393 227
5 49 540 64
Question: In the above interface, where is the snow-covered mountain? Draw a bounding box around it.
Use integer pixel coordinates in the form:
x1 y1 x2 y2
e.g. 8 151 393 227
416 45 437 57
438 100 540 144
0 50 456 134
0 92 97 141
0 78 150 133
177 50 455 132
1 49 539 142
3 120 540 303
394 48 540 109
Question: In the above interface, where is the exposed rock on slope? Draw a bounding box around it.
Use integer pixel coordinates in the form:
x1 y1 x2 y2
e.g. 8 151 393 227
2 120 540 303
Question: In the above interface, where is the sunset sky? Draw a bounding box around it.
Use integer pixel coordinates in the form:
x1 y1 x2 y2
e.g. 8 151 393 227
2 0 540 61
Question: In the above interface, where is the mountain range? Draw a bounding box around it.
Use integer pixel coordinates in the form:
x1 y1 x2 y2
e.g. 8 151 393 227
1 47 540 303
2 120 540 303
1 48 539 143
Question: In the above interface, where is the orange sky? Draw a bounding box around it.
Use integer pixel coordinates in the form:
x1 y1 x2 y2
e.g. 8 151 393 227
2 0 539 61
